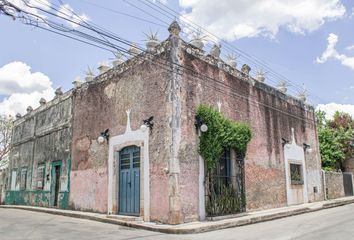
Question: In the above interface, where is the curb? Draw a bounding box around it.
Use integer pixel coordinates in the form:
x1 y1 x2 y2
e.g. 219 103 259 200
1 198 354 234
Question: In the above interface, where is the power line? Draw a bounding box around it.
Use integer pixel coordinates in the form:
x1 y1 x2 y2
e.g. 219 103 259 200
0 0 317 125
126 0 308 102
145 0 328 105
72 0 168 28
45 0 323 106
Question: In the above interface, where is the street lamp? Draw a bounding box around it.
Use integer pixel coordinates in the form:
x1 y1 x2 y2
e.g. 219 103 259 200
195 116 208 133
303 143 313 153
97 129 109 144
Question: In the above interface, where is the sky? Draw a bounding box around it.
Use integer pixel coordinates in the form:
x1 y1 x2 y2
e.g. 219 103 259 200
0 0 354 119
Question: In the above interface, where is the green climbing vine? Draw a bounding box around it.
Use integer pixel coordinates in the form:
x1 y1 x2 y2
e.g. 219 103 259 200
196 104 252 170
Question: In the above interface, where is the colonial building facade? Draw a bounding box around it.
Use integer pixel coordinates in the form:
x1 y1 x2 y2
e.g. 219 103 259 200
4 21 323 224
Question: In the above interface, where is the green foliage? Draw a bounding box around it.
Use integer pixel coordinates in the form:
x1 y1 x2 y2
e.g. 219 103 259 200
206 185 241 216
196 105 252 170
316 110 354 171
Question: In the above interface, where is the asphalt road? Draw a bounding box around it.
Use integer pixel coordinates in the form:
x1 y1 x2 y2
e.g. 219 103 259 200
1 204 354 240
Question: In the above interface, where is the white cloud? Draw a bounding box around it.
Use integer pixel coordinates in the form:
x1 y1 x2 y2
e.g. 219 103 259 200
316 33 339 63
346 45 354 51
179 0 346 40
57 4 89 28
316 33 354 70
317 103 354 120
0 62 52 95
0 62 54 117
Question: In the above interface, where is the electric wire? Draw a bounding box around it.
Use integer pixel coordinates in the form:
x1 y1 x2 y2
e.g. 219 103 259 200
121 0 310 104
144 0 327 104
0 0 317 125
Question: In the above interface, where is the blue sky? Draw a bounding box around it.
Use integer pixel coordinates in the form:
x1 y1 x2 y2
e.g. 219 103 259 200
0 0 354 118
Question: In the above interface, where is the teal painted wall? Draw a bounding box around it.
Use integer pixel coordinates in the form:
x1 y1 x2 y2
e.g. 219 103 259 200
5 190 70 209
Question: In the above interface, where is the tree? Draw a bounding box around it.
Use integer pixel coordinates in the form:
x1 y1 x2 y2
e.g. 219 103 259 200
0 115 13 169
316 110 354 171
330 112 354 170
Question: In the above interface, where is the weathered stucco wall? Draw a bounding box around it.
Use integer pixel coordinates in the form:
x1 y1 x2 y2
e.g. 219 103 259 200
325 171 345 199
178 41 323 215
0 170 5 204
71 49 172 222
5 93 72 209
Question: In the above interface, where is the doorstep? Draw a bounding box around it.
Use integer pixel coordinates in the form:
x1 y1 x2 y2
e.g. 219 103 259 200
106 214 143 222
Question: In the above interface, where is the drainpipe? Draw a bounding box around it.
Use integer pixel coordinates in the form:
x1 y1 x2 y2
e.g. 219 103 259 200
322 169 327 200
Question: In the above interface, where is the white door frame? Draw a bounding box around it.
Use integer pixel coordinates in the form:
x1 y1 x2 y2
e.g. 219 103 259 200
107 110 150 221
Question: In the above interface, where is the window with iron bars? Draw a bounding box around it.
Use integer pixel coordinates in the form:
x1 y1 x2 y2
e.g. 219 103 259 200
37 164 45 190
20 168 27 190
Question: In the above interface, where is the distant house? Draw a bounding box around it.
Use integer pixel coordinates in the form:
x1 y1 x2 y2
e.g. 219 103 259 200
4 21 323 224
0 169 5 204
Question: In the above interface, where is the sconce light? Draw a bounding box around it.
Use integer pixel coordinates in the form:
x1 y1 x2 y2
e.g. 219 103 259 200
195 116 208 133
303 143 313 153
143 116 154 131
98 129 109 144
281 138 289 146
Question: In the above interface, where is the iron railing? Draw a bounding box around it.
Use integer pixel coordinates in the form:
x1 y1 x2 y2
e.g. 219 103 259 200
205 174 245 217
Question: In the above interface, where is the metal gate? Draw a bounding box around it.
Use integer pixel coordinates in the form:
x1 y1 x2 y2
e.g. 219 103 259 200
119 146 140 216
343 172 353 196
205 152 245 217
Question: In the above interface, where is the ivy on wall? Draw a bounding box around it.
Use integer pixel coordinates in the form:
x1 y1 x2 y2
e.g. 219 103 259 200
196 105 252 170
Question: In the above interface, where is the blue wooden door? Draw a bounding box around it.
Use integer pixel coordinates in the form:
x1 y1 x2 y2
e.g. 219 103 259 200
119 146 140 215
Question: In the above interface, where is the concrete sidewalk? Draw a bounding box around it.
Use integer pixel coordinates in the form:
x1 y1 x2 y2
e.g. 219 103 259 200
1 196 354 234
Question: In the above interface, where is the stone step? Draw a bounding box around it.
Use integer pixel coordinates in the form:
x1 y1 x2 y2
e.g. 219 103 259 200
106 214 143 222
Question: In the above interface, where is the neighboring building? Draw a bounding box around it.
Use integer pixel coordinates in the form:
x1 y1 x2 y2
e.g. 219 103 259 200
5 91 72 208
0 169 5 204
5 21 323 224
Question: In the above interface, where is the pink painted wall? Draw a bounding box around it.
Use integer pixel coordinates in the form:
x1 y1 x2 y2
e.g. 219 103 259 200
69 168 108 213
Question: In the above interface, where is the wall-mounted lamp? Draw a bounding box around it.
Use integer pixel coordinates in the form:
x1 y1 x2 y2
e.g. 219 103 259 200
98 129 109 144
281 138 289 146
143 116 154 131
303 143 313 153
195 116 208 133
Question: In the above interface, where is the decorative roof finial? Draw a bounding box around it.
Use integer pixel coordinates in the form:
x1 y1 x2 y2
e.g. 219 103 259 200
73 77 83 88
277 80 289 94
26 106 33 114
168 20 181 37
256 69 266 82
125 109 132 133
297 84 308 102
241 64 251 75
209 44 221 59
39 98 46 106
55 87 63 97
128 43 141 56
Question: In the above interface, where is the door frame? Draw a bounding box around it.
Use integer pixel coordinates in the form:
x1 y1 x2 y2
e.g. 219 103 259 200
283 128 308 206
107 129 150 221
50 160 62 207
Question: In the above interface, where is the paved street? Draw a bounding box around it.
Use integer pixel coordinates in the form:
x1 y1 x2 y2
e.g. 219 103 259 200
1 204 354 240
